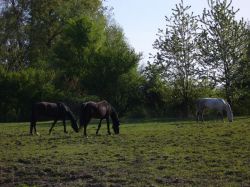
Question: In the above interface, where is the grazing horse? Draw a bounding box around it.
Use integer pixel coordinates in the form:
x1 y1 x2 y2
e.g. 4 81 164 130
30 102 79 135
196 98 233 122
79 100 120 136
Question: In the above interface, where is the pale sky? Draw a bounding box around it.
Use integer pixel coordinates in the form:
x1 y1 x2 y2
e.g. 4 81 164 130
103 0 250 64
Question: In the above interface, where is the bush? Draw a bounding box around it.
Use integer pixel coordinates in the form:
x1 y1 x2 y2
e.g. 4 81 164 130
0 67 58 122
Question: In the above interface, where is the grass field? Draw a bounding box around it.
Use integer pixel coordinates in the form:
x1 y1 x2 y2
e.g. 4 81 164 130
0 117 250 186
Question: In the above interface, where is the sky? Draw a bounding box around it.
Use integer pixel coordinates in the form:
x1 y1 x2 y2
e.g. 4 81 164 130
103 0 250 64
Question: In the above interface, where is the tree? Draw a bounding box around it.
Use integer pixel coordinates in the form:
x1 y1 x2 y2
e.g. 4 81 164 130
52 15 106 93
198 0 249 106
232 25 250 114
0 0 103 70
150 0 199 116
28 0 103 68
81 24 141 112
0 0 30 71
142 64 172 117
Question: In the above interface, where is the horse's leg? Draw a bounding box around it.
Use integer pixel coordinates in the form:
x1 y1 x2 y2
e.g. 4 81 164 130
216 112 221 121
49 119 58 135
96 119 103 135
34 122 38 135
81 114 91 137
63 119 68 133
219 111 224 122
30 121 35 135
196 111 199 122
106 117 111 135
80 116 88 137
201 110 204 122
84 124 87 137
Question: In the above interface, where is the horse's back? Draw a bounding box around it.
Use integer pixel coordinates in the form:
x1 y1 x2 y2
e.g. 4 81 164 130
196 98 226 110
34 102 57 109
81 100 111 119
32 102 60 119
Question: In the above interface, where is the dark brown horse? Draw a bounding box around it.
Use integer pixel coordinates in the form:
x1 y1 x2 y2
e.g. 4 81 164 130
79 100 120 136
30 102 78 135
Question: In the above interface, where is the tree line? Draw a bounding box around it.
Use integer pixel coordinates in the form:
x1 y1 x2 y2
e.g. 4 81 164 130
0 0 249 122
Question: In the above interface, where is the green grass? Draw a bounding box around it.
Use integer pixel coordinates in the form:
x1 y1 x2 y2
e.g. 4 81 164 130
0 117 250 186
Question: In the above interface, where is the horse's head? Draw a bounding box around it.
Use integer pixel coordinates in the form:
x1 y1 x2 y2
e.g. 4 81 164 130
110 107 120 134
65 109 79 132
227 110 233 122
225 103 233 122
71 118 79 132
112 119 120 134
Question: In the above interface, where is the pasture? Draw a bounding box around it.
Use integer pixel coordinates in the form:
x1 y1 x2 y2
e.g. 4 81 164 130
0 117 250 186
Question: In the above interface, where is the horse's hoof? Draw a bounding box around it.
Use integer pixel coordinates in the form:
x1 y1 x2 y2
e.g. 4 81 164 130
64 131 68 134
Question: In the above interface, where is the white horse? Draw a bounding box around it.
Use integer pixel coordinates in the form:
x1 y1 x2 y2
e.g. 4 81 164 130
196 98 233 122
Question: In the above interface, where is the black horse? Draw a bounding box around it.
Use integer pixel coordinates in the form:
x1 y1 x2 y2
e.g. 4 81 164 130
30 102 79 135
79 100 120 136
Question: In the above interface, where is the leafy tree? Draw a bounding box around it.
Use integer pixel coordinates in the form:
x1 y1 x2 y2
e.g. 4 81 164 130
198 0 249 106
150 0 200 116
82 25 141 112
0 0 30 71
142 64 173 117
0 0 103 70
232 26 250 114
0 65 58 121
29 0 103 68
52 15 106 93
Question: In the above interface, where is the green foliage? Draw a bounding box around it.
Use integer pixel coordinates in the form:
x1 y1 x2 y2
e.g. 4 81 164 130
145 0 250 117
0 0 29 71
52 15 106 93
0 66 59 121
1 118 250 186
148 0 200 117
141 64 172 117
0 1 142 121
80 25 141 110
28 0 103 67
198 0 249 106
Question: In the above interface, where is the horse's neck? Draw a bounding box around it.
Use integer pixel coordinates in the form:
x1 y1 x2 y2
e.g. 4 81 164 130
66 110 74 121
111 110 118 122
225 104 232 114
